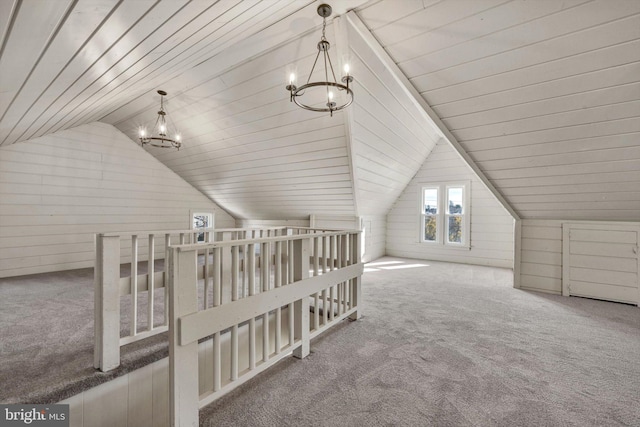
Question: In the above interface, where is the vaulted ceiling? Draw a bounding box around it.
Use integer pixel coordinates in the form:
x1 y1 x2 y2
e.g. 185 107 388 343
1 0 638 221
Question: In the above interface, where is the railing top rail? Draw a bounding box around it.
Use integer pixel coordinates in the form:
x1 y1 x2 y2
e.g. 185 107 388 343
99 226 290 238
99 226 358 239
173 229 362 252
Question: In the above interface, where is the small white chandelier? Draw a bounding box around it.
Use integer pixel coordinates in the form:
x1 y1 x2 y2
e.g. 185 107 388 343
286 4 353 117
138 90 182 150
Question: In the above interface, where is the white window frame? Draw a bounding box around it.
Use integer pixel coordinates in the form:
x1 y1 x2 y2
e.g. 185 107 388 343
190 210 214 243
420 186 440 244
419 181 470 249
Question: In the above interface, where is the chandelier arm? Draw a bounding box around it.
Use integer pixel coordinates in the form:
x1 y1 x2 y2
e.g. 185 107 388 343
291 81 353 112
326 47 338 84
166 106 180 138
153 114 161 134
307 49 322 85
323 48 329 99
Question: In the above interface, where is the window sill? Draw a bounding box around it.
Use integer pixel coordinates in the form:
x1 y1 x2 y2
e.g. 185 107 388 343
419 241 471 251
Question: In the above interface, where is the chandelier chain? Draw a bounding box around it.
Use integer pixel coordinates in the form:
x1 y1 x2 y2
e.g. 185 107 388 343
321 17 327 40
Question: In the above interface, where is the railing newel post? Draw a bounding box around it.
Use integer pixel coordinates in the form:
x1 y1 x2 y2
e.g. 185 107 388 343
169 246 199 427
349 231 362 320
94 233 121 372
293 237 311 359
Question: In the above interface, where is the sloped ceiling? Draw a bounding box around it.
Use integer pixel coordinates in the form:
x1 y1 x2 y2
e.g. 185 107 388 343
357 0 640 220
1 0 639 222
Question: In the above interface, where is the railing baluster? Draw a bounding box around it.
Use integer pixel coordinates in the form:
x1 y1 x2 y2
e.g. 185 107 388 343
288 239 294 283
329 235 335 321
350 232 362 320
261 242 269 292
275 307 281 355
204 247 210 309
249 317 256 370
288 302 294 346
242 232 247 298
275 241 282 288
341 233 348 314
231 324 238 381
282 232 289 285
164 234 170 326
232 244 239 302
248 243 255 296
262 311 269 362
275 241 282 354
313 236 320 331
212 244 222 391
213 331 221 392
322 235 327 274
148 234 154 331
213 248 221 307
131 235 138 337
322 235 328 325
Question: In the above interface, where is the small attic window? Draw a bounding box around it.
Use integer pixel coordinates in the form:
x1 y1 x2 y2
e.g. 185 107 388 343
420 182 470 249
191 211 214 242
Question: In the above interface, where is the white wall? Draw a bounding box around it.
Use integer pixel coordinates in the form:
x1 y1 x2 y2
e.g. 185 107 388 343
361 215 386 263
518 219 563 294
0 122 234 278
346 16 440 218
386 140 514 268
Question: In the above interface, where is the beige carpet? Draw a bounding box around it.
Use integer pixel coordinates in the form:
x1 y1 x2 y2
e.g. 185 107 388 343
1 257 639 427
200 257 640 427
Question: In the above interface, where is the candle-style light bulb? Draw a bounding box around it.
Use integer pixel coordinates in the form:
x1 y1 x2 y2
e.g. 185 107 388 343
289 73 295 84
328 91 334 100
139 128 145 137
344 64 350 75
176 134 181 142
160 124 166 133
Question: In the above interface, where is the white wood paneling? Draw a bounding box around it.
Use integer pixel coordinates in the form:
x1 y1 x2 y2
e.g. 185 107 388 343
563 221 639 305
356 0 640 221
386 140 514 268
0 122 234 278
59 358 168 427
345 12 440 217
519 219 563 294
109 21 361 221
361 214 386 262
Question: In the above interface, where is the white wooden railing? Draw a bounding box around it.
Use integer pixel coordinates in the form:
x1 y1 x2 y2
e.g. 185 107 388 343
94 226 290 372
168 229 363 426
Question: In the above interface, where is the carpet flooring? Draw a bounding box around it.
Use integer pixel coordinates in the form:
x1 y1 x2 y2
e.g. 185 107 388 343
200 258 640 427
1 257 639 426
0 265 170 404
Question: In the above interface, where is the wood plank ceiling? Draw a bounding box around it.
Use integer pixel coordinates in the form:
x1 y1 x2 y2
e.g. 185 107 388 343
1 0 639 221
357 0 640 220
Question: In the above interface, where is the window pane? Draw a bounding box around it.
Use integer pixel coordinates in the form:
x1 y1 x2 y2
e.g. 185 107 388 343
424 216 437 241
447 187 463 214
193 213 212 242
424 188 438 214
448 216 462 243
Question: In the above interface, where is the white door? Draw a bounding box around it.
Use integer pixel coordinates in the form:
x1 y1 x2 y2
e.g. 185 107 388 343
563 223 639 306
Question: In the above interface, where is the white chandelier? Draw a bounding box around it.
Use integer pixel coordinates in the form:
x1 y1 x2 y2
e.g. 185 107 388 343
138 90 182 150
285 4 353 117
